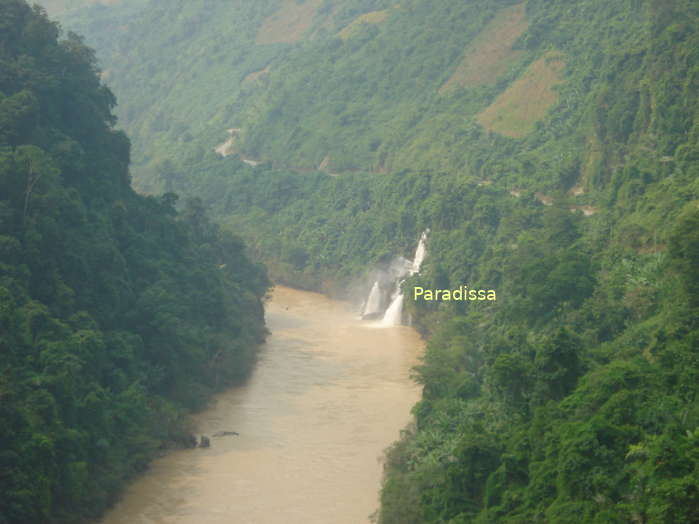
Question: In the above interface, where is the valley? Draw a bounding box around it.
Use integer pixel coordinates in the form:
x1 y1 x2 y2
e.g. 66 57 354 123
4 0 699 522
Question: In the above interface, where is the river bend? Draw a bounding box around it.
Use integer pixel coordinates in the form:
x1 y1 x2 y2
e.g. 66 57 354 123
100 286 423 524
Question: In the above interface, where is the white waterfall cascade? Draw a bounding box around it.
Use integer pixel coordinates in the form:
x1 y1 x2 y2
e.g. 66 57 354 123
381 231 429 326
381 289 405 326
362 281 382 318
411 231 428 273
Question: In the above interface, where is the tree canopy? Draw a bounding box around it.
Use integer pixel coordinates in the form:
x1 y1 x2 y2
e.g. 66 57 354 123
0 2 268 522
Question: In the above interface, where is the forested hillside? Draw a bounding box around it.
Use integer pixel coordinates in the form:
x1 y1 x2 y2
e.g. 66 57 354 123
48 0 699 195
31 0 699 522
0 2 268 523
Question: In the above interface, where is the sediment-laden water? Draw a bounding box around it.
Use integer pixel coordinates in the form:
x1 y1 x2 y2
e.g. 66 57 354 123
100 286 423 524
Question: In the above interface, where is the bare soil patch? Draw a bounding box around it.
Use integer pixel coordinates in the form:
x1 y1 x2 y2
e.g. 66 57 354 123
243 65 271 85
570 205 598 216
214 129 240 157
535 192 553 206
256 0 323 45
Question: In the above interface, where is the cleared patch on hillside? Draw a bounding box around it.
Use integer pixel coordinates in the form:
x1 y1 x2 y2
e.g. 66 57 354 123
535 192 553 206
243 65 271 85
214 128 240 157
256 0 323 45
477 52 566 138
338 9 390 40
570 205 598 216
440 3 527 93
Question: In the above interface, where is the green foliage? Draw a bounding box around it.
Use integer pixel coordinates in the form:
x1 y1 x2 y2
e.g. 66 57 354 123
52 0 699 200
0 3 269 523
669 202 699 305
163 135 698 524
34 0 699 521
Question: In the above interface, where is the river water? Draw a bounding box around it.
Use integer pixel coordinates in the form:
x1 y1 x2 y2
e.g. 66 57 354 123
100 286 423 524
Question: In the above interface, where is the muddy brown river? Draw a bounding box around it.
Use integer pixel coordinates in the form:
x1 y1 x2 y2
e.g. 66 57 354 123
100 286 423 524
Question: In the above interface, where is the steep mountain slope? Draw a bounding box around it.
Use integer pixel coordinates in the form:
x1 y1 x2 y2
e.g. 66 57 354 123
53 0 698 196
44 0 699 522
0 2 268 522
50 0 343 191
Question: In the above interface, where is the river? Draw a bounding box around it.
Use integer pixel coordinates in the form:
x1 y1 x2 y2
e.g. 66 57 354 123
100 286 423 524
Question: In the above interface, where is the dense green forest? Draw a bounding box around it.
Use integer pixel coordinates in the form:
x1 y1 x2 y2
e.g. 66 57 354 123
21 0 699 522
0 2 269 522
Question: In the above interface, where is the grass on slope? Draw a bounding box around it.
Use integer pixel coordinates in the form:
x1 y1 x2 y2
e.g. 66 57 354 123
477 51 565 138
439 2 527 92
256 0 323 44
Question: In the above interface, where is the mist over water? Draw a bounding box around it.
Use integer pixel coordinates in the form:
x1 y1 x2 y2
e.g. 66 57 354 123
381 292 404 326
100 286 422 524
362 281 383 318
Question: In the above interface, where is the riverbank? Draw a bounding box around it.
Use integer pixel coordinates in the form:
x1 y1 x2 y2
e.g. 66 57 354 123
99 286 424 524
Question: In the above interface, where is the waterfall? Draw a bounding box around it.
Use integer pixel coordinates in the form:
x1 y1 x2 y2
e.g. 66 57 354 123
411 231 428 274
382 292 404 326
379 230 429 326
362 281 382 318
